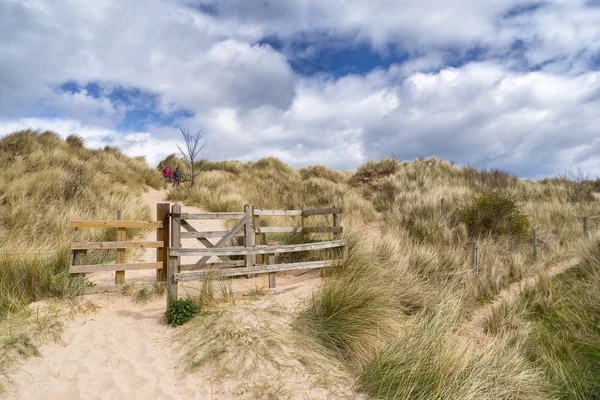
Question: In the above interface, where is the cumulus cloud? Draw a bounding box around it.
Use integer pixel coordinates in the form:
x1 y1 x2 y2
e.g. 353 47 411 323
1 0 599 178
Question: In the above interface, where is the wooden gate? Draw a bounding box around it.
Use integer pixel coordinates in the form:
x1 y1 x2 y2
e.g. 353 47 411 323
167 204 347 306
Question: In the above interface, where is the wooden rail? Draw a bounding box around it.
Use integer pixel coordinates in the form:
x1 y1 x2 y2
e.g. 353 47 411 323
70 207 169 285
166 204 346 307
174 259 343 281
169 240 346 257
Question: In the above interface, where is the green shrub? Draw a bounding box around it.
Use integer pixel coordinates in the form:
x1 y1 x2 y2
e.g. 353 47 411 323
461 192 530 237
165 298 199 326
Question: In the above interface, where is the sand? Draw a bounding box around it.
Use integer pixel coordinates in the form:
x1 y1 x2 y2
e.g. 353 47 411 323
6 188 358 399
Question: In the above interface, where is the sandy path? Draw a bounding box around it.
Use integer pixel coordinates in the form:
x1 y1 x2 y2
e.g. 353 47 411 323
463 257 580 339
7 188 347 399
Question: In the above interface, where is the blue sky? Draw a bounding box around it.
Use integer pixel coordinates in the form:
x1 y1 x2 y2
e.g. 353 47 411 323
1 0 600 178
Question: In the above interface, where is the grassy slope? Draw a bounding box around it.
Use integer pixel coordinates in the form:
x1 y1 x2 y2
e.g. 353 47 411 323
165 155 599 399
0 130 164 391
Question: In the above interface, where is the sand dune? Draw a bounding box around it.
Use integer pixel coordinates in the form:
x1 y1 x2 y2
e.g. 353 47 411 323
7 188 358 399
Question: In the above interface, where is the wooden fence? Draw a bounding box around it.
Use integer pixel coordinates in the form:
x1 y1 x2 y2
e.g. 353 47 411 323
166 205 346 306
70 209 166 284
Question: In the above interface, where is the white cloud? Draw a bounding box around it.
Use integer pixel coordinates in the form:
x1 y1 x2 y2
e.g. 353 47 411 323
1 0 600 178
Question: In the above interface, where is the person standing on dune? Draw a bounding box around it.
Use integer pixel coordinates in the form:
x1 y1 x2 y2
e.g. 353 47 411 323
173 167 182 187
162 165 171 183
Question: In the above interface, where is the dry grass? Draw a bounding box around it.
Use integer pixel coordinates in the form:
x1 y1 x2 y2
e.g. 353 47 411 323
168 154 599 399
0 130 163 390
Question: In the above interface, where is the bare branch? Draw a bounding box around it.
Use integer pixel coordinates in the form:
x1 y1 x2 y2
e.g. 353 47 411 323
178 128 207 187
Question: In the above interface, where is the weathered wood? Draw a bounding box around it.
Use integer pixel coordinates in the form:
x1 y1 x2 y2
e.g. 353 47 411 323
179 260 245 271
115 211 125 284
257 226 342 233
268 255 276 289
180 231 244 239
254 211 262 265
180 212 246 220
170 239 346 257
244 205 253 268
71 241 164 250
157 203 170 281
333 207 341 240
253 209 303 216
301 207 342 216
167 204 181 307
180 220 231 262
72 220 162 229
194 215 249 269
301 214 308 243
70 262 163 273
175 259 343 281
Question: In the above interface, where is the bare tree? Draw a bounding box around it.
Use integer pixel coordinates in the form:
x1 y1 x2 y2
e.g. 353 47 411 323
177 127 207 187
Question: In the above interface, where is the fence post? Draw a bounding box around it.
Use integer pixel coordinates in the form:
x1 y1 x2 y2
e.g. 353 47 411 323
584 217 589 239
115 210 126 284
301 211 308 243
268 255 276 289
71 227 86 276
156 203 170 281
167 204 181 307
472 242 478 275
532 229 537 261
332 206 341 240
253 206 262 265
244 204 253 268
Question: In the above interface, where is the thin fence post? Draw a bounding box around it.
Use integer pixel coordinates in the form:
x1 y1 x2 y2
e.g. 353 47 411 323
167 204 181 308
253 206 262 266
156 203 170 281
268 255 276 289
244 204 252 268
472 243 478 275
115 210 126 284
332 206 341 241
584 217 589 239
532 229 537 261
301 212 308 243
71 227 86 277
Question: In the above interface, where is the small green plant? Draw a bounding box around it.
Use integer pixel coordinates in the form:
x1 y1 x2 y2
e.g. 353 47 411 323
133 288 151 304
461 192 530 237
165 298 199 326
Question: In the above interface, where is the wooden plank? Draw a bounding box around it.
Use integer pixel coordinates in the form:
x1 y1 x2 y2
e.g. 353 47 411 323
254 211 262 265
301 207 342 216
253 209 303 216
196 215 250 268
180 231 244 239
257 226 342 233
268 255 276 289
180 220 231 262
170 239 346 257
180 212 246 220
157 203 170 281
70 262 163 273
72 220 162 229
194 215 249 269
179 260 245 271
167 204 181 307
115 210 125 284
333 207 342 240
175 259 343 281
71 241 164 250
244 205 253 268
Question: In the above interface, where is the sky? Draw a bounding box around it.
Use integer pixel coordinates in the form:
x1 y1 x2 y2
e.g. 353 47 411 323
1 0 599 178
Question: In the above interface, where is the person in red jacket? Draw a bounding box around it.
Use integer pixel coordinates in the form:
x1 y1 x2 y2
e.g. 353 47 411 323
161 166 171 182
